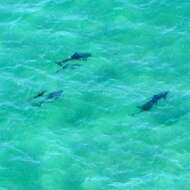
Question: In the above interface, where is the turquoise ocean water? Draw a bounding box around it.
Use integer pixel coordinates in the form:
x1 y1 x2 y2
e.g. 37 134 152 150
1 0 190 189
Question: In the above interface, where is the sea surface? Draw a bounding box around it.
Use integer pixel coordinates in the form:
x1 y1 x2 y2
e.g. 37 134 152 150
1 0 190 189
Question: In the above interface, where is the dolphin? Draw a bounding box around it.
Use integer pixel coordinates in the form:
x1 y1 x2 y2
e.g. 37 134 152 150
46 90 63 101
33 90 46 99
32 90 63 106
138 91 169 112
56 52 92 66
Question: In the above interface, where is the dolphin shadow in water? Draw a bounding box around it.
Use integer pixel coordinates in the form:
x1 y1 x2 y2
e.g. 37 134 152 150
32 90 63 106
56 63 81 73
132 91 169 116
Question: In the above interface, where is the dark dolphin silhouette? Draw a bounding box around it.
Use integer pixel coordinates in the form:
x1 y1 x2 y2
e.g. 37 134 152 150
138 91 169 112
32 90 63 106
56 52 92 66
33 90 46 99
46 90 63 101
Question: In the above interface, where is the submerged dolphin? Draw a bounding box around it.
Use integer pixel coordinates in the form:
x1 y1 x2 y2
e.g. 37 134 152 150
46 90 63 101
32 90 46 99
32 90 63 106
138 91 169 112
56 52 92 66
